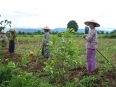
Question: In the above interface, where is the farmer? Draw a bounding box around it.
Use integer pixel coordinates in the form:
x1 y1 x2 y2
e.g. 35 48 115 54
42 26 50 58
83 19 100 74
0 30 6 41
8 29 17 55
0 30 7 47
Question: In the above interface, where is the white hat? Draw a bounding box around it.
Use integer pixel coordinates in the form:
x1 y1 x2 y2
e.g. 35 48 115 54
1 30 5 33
84 19 100 27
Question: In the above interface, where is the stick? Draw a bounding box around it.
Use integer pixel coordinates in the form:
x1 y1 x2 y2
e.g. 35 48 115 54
37 38 42 56
37 45 42 56
96 49 115 69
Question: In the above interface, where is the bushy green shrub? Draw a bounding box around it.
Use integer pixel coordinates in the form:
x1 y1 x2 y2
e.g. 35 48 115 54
30 34 34 37
57 32 62 37
0 65 12 84
110 33 116 38
0 41 7 47
101 34 110 38
44 29 80 83
9 76 26 87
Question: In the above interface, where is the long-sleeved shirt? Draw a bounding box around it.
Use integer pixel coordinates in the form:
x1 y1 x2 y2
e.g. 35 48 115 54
0 34 6 41
85 29 98 49
9 33 17 41
42 32 50 45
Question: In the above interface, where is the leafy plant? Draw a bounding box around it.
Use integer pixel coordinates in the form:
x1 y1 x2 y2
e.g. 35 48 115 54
77 76 96 87
44 29 80 82
0 65 12 85
0 19 12 32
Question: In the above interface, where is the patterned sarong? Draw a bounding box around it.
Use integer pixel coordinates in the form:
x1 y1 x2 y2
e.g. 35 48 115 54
42 45 50 58
86 48 96 72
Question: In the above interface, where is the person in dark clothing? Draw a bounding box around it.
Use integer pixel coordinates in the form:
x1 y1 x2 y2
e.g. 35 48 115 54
8 29 17 55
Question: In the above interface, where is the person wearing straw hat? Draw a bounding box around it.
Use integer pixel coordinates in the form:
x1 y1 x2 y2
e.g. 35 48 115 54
83 19 100 74
0 30 6 41
0 30 7 47
42 26 50 58
8 29 17 55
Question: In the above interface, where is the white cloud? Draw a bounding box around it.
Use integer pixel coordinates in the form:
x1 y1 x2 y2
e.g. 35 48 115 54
0 0 116 30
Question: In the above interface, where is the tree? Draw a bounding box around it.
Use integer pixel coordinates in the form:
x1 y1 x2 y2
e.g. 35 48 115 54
85 26 89 34
105 32 109 34
18 31 22 35
67 20 78 32
110 29 116 34
100 31 104 34
37 30 42 34
0 19 12 32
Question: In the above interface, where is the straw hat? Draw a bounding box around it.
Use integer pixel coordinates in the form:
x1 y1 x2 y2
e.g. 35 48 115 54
42 26 50 30
1 30 5 34
84 19 100 27
10 29 15 32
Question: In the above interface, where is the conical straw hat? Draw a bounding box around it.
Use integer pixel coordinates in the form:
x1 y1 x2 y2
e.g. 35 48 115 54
10 29 15 32
1 30 5 33
84 19 100 27
42 26 50 30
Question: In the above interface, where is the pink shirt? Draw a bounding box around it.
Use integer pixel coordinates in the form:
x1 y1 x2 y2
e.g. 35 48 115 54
85 29 98 49
0 34 6 41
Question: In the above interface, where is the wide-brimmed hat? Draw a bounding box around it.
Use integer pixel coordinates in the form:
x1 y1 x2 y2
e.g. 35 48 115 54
10 29 15 32
1 30 5 34
42 26 50 30
84 19 100 27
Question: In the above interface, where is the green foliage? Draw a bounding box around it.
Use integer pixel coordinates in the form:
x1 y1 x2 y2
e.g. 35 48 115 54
57 32 62 37
67 20 78 32
110 33 116 38
30 33 34 37
64 81 75 87
77 76 97 87
44 29 80 82
37 30 42 34
0 41 7 47
101 33 116 38
110 29 116 34
0 19 12 32
85 26 89 34
9 76 26 87
0 65 12 85
100 31 104 34
38 82 53 87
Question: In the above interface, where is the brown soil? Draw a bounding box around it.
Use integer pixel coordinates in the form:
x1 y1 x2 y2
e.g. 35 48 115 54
1 51 116 87
69 67 116 87
1 51 45 73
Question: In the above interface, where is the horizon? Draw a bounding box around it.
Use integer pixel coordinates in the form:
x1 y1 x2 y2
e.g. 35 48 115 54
3 27 115 33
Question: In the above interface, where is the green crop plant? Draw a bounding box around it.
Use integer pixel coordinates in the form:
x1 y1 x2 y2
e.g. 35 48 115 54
76 76 97 87
44 28 81 83
0 65 13 86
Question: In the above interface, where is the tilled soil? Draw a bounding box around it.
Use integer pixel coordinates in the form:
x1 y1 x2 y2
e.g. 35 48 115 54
1 51 116 87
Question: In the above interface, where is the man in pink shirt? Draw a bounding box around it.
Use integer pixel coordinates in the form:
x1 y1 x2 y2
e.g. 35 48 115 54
84 19 100 74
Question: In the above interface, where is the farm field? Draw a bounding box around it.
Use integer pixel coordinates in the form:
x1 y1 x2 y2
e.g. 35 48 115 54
0 34 116 87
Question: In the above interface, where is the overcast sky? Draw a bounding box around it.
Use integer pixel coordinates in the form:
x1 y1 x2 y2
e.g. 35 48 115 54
0 0 116 30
